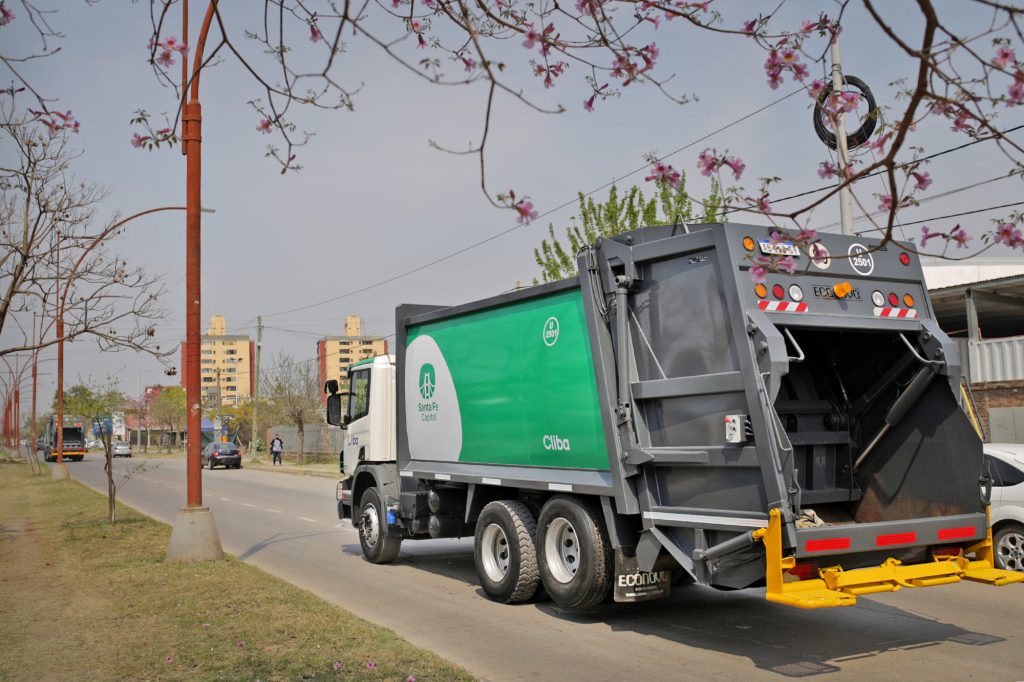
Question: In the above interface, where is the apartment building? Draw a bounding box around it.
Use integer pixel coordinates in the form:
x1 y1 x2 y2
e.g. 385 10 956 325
317 315 388 402
180 315 255 406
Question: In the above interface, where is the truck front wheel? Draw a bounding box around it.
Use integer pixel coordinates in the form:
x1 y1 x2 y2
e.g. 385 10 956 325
358 488 402 564
474 500 540 604
537 495 612 609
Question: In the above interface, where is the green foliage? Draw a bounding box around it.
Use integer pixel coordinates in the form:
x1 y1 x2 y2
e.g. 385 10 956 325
60 381 127 428
533 175 724 283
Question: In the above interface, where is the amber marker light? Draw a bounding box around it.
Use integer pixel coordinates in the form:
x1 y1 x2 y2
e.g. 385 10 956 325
903 293 915 307
833 281 853 299
743 236 756 251
754 283 768 298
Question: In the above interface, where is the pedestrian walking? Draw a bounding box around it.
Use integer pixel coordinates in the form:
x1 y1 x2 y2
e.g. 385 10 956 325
271 434 284 466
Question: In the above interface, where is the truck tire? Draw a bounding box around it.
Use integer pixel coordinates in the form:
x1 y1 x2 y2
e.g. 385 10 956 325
537 495 612 609
474 500 541 604
358 488 402 564
994 523 1024 572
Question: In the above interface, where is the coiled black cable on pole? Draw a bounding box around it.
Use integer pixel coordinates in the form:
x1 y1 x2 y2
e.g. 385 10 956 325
813 75 878 150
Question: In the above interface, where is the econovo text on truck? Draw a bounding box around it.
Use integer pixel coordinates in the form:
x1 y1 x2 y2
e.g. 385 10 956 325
325 223 1023 610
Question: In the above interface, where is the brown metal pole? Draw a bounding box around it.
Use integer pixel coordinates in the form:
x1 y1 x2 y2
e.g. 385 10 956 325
55 234 63 464
184 98 203 507
14 385 20 453
182 0 217 509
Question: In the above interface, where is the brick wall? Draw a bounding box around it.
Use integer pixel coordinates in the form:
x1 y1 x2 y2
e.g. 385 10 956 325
969 380 1024 439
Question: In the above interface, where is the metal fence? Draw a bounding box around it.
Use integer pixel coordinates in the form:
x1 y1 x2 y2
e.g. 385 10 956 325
266 423 344 455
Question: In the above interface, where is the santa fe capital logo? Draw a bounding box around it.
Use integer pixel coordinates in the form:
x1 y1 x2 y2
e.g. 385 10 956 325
419 363 436 400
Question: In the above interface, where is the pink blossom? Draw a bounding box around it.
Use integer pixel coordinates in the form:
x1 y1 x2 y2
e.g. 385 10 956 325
257 119 272 134
993 222 1022 247
156 50 175 67
792 62 810 81
583 94 596 112
407 677 416 682
723 157 745 180
741 19 756 34
756 194 771 213
994 47 1016 68
131 133 150 148
828 91 861 115
696 149 717 177
165 655 174 665
920 226 940 246
877 194 893 211
952 110 975 132
749 260 769 284
950 225 970 248
515 200 538 224
796 229 819 243
645 162 681 188
778 255 797 274
417 33 427 48
462 57 476 72
235 640 245 648
522 25 541 50
866 132 891 154
808 79 827 100
423 0 436 7
1008 78 1024 106
911 171 932 191
310 23 322 43
333 662 343 671
817 161 838 179
576 0 605 17
801 19 817 33
367 661 379 670
0 5 15 25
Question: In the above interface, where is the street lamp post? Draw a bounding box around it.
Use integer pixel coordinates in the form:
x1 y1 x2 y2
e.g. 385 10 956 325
165 0 224 562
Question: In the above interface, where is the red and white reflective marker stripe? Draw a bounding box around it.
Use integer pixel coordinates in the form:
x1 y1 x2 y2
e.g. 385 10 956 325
758 300 808 313
873 307 917 319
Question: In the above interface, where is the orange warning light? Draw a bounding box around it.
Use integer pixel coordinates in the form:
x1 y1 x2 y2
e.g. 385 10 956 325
743 236 756 251
833 281 854 299
754 283 768 298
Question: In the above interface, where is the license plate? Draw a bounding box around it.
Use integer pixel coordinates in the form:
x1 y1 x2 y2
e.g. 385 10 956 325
758 240 800 257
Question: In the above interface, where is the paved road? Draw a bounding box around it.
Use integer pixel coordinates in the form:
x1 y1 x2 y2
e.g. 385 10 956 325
64 457 1024 681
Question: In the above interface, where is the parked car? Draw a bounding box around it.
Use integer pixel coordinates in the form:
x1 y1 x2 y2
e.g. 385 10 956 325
983 443 1024 572
112 440 132 458
201 442 242 470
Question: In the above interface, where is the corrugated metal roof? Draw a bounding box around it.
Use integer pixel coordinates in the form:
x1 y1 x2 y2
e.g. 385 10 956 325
922 259 1024 290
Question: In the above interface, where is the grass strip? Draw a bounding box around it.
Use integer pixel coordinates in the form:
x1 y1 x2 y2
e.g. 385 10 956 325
0 461 474 681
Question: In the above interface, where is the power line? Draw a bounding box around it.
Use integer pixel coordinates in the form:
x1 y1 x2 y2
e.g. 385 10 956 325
855 199 1024 235
260 87 808 320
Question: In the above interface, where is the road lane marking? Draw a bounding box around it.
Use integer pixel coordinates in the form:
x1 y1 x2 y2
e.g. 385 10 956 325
242 503 255 508
297 516 317 523
220 497 231 501
266 509 283 514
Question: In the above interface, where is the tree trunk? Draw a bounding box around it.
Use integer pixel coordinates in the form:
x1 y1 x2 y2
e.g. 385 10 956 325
104 436 116 523
297 421 305 465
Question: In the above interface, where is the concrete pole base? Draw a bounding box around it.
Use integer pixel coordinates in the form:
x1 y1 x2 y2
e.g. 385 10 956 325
51 463 70 480
166 507 224 562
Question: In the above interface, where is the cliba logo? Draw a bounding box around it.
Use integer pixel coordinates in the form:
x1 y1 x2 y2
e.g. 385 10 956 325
543 434 572 451
543 317 560 347
418 363 439 421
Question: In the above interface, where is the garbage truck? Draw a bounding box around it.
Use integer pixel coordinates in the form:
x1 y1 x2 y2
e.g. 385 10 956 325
326 223 1023 609
41 415 87 462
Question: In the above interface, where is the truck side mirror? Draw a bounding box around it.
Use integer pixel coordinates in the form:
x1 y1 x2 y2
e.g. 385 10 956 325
327 393 343 426
325 379 339 395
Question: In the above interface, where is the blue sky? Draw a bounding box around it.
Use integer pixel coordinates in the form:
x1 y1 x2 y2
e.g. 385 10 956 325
4 0 1023 407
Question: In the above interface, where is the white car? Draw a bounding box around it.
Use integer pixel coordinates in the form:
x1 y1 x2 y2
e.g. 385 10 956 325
112 440 132 458
984 444 1024 572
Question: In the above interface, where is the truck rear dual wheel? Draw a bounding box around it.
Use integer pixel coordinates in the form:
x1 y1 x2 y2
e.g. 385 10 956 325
359 488 402 564
537 495 612 610
474 500 541 604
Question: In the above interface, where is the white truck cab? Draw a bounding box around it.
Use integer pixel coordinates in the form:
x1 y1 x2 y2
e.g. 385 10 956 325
339 355 396 478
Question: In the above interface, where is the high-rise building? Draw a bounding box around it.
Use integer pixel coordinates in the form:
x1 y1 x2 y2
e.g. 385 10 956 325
180 315 255 406
317 315 388 403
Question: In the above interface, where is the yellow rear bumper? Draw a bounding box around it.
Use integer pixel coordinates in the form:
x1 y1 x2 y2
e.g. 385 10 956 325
756 508 1024 609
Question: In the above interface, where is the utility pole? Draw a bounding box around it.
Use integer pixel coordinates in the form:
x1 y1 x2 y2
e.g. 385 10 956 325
53 231 69 479
215 365 224 442
250 315 262 458
830 37 855 236
166 0 224 562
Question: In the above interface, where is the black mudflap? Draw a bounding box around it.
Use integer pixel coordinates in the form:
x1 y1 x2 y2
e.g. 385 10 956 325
613 551 672 603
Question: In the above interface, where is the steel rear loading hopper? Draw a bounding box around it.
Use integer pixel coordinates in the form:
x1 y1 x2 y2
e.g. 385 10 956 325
579 223 1021 607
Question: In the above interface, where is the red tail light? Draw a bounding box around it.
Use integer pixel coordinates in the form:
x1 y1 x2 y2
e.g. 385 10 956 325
786 561 820 581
